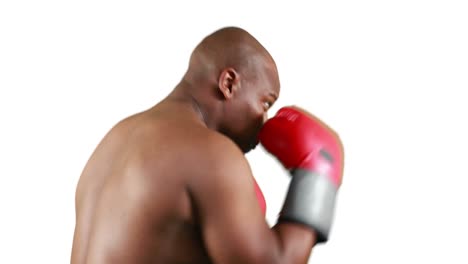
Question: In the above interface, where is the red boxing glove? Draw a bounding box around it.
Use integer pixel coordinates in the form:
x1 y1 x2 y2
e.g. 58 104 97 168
254 179 267 216
258 106 343 187
258 106 344 243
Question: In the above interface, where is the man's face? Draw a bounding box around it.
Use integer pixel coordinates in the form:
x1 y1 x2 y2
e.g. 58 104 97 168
223 69 280 153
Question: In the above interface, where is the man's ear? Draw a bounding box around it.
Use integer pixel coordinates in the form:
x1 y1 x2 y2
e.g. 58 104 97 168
218 68 240 100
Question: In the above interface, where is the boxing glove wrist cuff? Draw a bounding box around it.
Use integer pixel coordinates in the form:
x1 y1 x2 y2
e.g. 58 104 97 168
279 169 338 243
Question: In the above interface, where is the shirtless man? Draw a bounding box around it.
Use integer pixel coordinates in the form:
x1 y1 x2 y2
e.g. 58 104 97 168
71 26 344 264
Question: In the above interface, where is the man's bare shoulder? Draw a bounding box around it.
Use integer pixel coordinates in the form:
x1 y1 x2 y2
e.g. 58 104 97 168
185 129 254 188
153 119 245 163
201 130 247 164
135 118 249 177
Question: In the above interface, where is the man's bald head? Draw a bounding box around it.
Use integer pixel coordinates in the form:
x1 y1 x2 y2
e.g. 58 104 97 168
176 26 280 153
185 27 278 85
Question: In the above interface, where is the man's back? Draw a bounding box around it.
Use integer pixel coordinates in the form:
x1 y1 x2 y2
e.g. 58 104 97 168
71 102 213 263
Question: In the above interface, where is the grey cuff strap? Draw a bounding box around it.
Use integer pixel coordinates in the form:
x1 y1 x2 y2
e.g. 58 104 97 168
279 168 338 243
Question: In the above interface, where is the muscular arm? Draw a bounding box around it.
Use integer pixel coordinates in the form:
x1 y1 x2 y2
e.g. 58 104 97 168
189 136 317 264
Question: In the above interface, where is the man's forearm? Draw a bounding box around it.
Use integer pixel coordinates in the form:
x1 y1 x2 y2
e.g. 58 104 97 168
271 222 317 263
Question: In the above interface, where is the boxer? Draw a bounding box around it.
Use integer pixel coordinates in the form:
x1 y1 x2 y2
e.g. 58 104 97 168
71 26 344 264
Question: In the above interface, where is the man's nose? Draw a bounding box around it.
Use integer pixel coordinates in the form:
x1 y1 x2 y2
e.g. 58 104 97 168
262 112 268 124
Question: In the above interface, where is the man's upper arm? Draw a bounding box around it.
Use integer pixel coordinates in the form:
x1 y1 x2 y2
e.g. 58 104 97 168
189 137 280 264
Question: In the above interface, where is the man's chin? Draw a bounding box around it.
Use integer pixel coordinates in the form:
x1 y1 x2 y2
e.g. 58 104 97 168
242 142 258 154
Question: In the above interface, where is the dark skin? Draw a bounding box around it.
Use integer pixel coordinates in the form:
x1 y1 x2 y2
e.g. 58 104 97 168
71 27 317 264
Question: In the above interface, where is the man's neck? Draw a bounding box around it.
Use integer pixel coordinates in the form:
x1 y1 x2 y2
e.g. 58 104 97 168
187 93 208 127
166 84 214 130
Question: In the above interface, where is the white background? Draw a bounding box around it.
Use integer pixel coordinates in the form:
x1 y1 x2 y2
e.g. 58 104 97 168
1 1 467 263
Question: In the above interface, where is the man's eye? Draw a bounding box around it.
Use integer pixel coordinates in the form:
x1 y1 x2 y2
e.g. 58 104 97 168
263 102 271 110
